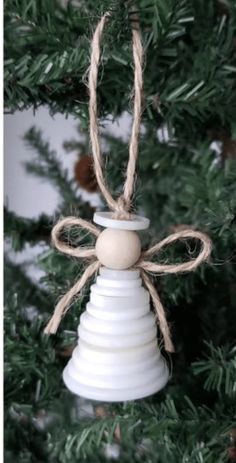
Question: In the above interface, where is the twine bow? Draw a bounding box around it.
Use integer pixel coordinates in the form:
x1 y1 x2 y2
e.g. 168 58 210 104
44 12 212 352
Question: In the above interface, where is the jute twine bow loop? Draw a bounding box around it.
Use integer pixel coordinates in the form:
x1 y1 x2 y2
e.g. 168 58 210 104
137 230 212 352
51 216 100 259
45 220 212 352
44 12 212 352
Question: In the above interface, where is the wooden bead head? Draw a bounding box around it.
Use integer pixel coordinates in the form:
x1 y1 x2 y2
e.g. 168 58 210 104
95 228 141 270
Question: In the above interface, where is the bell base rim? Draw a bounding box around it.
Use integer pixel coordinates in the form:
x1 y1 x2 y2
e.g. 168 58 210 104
63 362 169 402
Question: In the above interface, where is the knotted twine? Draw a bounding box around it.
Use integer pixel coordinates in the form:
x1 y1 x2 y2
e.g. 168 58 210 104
44 13 212 352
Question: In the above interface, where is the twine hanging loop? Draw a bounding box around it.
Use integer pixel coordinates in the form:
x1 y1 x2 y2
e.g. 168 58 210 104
88 11 143 217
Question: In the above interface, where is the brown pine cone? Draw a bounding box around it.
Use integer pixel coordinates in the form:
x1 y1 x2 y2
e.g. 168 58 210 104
74 155 98 192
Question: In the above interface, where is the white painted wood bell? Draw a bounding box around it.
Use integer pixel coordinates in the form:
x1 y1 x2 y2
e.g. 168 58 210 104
63 212 169 402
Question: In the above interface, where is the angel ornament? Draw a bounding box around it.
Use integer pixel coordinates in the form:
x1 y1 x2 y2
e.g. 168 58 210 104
45 13 212 402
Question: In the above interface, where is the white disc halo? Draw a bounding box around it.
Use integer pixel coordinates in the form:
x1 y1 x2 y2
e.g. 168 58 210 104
93 211 150 230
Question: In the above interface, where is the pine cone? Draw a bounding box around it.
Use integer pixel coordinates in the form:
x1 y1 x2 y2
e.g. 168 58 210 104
74 155 98 192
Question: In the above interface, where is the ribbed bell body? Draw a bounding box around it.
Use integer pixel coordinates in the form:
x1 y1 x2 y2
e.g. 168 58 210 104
63 267 169 402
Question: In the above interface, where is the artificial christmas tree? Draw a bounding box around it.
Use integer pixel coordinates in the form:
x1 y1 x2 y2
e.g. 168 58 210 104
4 1 236 462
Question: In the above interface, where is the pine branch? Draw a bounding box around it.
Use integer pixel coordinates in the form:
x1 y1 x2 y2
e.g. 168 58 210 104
192 342 236 398
4 288 63 418
5 0 236 132
23 126 80 205
22 126 96 220
4 208 52 250
44 396 235 462
4 255 51 311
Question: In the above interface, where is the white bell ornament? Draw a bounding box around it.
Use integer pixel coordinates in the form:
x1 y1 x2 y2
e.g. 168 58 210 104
45 210 210 402
63 265 169 402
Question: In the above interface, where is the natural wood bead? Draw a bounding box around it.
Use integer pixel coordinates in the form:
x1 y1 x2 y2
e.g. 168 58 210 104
95 228 141 270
